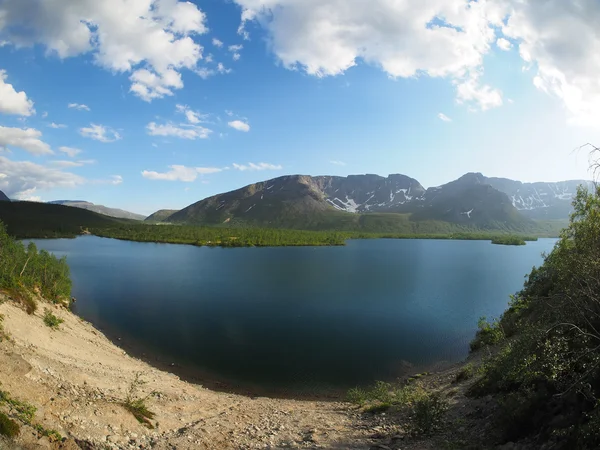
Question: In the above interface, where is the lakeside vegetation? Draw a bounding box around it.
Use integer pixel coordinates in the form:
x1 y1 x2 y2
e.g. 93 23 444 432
0 221 72 311
465 186 600 447
490 235 529 245
88 223 545 248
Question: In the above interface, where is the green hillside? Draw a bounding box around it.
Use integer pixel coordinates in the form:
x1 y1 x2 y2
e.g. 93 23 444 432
0 201 125 238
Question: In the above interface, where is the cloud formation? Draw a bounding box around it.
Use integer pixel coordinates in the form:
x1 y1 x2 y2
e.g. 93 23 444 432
147 122 211 140
142 165 222 181
330 160 346 166
48 122 67 129
232 162 282 171
0 70 35 116
0 126 52 155
68 103 90 111
0 155 84 199
438 113 452 122
0 0 208 101
233 0 600 123
58 146 82 157
80 124 121 143
228 120 250 132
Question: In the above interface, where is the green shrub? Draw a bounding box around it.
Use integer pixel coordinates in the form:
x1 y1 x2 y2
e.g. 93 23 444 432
0 222 71 306
0 390 36 424
469 317 505 352
43 309 63 330
411 392 449 435
121 373 155 428
346 387 368 406
0 412 19 438
453 363 475 383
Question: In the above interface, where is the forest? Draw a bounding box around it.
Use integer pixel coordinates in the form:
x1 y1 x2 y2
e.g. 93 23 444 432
90 223 541 248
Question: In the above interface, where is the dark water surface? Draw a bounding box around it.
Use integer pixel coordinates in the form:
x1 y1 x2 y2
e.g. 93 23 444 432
29 236 556 396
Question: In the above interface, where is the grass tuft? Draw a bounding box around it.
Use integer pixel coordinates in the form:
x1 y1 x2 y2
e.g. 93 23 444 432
43 309 63 330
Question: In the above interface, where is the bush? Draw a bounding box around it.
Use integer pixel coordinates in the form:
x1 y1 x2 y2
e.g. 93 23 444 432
43 309 63 330
468 185 600 446
469 317 505 352
121 373 155 428
453 363 475 383
0 412 19 438
0 222 71 306
411 392 449 435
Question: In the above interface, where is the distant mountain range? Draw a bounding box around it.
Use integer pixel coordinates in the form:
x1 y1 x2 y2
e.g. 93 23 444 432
48 201 146 221
160 172 589 232
0 190 9 202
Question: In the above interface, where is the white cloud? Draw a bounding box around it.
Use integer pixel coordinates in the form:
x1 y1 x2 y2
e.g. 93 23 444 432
41 111 48 118
232 53 241 61
0 155 84 198
204 53 213 63
129 68 183 102
455 74 503 111
58 146 82 157
0 126 52 155
0 0 208 102
142 165 222 181
147 122 212 139
110 175 123 185
175 104 207 124
48 122 67 129
51 159 96 168
217 63 231 74
228 120 250 132
438 113 452 122
80 124 121 143
68 103 90 111
195 67 215 79
228 44 243 52
0 70 35 116
330 160 346 166
232 162 282 171
496 37 512 51
212 38 224 48
233 0 600 126
499 0 600 126
233 0 495 79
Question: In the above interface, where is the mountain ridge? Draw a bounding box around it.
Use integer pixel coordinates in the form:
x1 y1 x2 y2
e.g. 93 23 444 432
48 200 146 221
165 172 558 231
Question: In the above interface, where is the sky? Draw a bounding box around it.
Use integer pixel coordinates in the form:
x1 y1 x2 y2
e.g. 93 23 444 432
0 0 600 215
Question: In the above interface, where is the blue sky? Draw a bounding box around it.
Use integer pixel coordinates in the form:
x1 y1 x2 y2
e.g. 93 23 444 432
0 0 599 215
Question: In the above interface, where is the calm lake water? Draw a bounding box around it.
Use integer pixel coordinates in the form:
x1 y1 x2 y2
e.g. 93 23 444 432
29 236 556 396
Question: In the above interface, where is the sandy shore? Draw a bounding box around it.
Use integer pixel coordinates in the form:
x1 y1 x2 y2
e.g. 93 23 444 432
0 298 375 449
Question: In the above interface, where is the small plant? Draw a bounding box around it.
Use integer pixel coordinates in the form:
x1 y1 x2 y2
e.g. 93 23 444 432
346 387 368 406
33 423 62 442
364 402 391 414
43 309 63 330
453 363 475 383
0 390 36 424
121 373 155 428
410 392 449 435
0 412 20 438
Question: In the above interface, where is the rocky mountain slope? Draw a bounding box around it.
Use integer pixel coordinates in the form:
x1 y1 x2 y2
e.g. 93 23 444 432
49 201 146 221
0 190 9 202
484 177 594 219
167 173 533 230
144 209 179 223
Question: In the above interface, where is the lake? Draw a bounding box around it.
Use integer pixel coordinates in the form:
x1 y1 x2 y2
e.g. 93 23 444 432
28 236 556 397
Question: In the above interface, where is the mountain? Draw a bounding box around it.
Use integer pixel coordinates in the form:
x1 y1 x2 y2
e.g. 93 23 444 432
48 200 146 221
168 173 533 231
412 173 527 228
145 209 179 223
0 201 124 238
0 190 9 202
484 177 594 220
